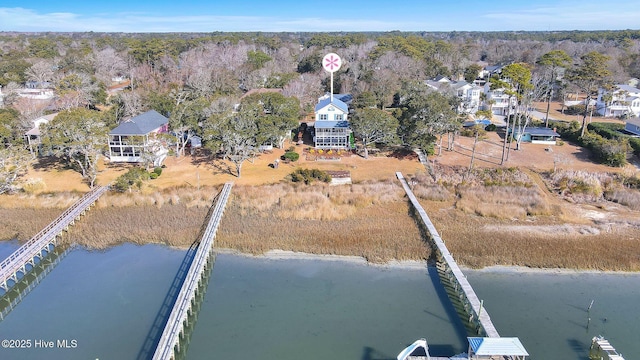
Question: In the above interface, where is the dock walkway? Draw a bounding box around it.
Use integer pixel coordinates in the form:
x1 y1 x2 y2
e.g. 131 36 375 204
152 182 233 360
396 172 499 338
0 185 108 291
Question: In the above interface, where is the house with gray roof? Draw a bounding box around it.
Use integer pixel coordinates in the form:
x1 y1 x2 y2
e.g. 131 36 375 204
108 110 169 166
596 84 640 118
625 117 640 136
425 76 482 114
313 95 352 149
512 127 560 145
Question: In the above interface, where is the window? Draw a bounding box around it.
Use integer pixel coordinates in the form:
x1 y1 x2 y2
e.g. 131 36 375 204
335 114 343 121
319 114 328 121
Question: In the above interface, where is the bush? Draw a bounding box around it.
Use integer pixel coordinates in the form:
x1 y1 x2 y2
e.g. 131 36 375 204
283 151 300 162
289 168 332 184
551 121 629 167
588 122 624 140
113 167 150 192
629 138 640 157
565 104 586 115
460 125 486 137
581 131 628 167
485 123 497 132
551 120 581 142
150 172 159 179
153 167 162 176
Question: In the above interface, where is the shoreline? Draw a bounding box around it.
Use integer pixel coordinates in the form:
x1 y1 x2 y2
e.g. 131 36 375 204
213 248 640 275
1 238 638 275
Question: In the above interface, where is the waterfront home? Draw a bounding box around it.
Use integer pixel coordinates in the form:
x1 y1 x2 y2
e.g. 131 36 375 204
482 83 516 116
426 77 482 114
313 94 352 149
596 84 640 118
108 110 169 167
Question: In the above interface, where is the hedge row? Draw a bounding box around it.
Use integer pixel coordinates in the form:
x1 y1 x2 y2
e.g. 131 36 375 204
551 121 628 167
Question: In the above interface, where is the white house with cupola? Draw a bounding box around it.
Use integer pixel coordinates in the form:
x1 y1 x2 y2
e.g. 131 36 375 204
313 93 351 149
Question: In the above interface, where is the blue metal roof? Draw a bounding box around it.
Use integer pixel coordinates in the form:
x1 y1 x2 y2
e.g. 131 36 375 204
315 97 349 113
314 120 350 129
109 110 168 135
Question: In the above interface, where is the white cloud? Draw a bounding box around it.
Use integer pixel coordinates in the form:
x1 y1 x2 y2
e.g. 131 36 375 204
480 3 640 31
0 7 429 32
0 6 638 33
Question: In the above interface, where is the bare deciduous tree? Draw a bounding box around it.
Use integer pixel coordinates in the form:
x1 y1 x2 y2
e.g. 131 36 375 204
25 59 57 85
94 47 127 84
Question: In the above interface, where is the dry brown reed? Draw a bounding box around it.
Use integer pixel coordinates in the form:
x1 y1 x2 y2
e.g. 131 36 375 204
605 188 640 210
456 186 551 218
96 186 216 209
64 204 208 249
2 168 639 271
548 169 615 200
0 208 63 240
217 182 429 263
0 192 83 209
421 201 640 271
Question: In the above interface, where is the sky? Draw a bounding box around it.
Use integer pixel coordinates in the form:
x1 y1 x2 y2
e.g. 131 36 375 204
0 0 638 33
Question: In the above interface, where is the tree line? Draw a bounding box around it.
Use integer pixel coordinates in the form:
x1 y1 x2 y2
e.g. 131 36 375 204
0 31 635 191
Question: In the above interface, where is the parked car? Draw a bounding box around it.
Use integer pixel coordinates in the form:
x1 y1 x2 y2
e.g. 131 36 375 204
463 118 492 127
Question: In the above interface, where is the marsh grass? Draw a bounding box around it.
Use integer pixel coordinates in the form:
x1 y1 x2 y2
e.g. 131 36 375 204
0 208 63 240
2 170 639 270
413 166 551 219
421 201 640 271
456 186 551 218
215 182 428 262
216 199 428 263
547 170 615 200
65 204 208 249
606 188 640 210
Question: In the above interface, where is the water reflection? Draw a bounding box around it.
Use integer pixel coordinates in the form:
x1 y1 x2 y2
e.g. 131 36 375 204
0 243 72 320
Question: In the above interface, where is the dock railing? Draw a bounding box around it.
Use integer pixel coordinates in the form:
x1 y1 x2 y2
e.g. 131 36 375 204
152 182 233 360
0 185 109 290
396 172 499 338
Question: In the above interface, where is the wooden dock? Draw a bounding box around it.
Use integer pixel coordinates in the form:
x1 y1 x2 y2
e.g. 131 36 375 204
396 172 500 338
0 185 108 292
152 182 233 360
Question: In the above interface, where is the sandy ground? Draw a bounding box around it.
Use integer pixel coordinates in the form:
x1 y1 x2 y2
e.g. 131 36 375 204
430 129 636 174
23 142 425 192
216 248 639 275
22 132 636 193
19 102 639 193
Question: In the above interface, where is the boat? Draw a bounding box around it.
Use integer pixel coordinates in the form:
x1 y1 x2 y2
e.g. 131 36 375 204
397 338 430 360
590 336 625 360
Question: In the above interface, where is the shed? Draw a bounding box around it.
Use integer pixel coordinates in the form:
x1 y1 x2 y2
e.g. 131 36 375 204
513 127 560 145
467 337 528 360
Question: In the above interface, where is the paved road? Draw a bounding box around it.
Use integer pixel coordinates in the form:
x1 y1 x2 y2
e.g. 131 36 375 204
530 109 557 122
